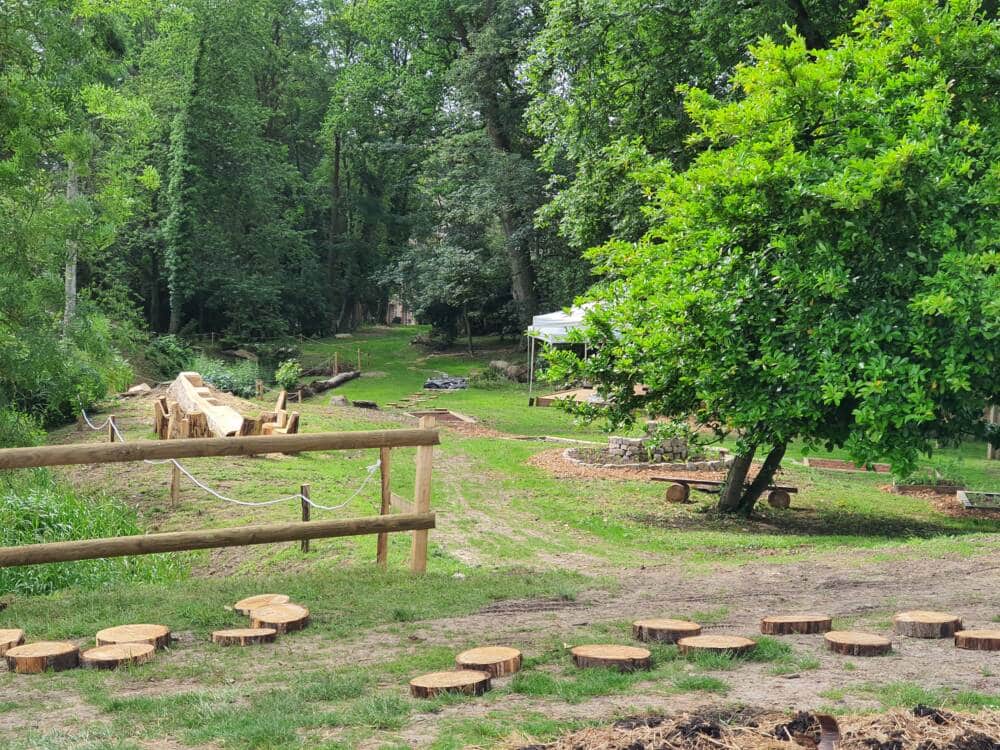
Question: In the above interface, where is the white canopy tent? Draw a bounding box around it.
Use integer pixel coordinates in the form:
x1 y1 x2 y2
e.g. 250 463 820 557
525 303 596 401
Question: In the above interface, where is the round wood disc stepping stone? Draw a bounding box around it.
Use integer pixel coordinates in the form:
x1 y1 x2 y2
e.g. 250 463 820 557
570 644 652 672
954 629 1000 651
677 635 756 656
234 594 290 616
410 669 491 698
824 631 891 656
96 624 171 650
81 643 155 670
4 641 80 673
632 618 702 643
0 629 25 656
249 603 309 634
760 614 833 635
211 628 278 646
892 611 962 639
455 646 522 677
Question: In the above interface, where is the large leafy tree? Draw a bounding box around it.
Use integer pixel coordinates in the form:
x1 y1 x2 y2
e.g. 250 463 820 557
554 0 1000 514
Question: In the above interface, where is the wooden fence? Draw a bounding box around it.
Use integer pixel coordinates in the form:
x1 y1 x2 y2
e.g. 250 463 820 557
0 422 439 573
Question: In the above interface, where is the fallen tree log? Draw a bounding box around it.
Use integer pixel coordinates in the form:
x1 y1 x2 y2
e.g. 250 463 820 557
167 372 244 437
297 371 360 399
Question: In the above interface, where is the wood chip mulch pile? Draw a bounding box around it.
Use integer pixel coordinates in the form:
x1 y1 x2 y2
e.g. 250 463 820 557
512 708 1000 750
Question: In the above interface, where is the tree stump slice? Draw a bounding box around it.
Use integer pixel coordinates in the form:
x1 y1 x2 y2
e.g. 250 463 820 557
96 624 171 650
954 629 1000 651
4 642 80 673
212 628 278 646
676 635 756 656
234 594 290 616
760 614 832 635
409 670 491 698
767 489 791 509
665 483 690 503
0 629 25 656
249 603 309 634
892 611 962 639
632 618 702 643
81 643 155 670
570 644 652 672
824 631 891 656
455 646 522 677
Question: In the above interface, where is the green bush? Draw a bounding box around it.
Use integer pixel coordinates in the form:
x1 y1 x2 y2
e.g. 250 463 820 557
146 335 195 378
192 355 261 398
0 470 184 596
0 408 44 449
274 359 302 391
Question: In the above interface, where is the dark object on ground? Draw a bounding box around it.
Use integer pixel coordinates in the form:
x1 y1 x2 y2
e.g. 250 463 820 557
424 375 467 389
862 738 904 750
914 705 950 725
679 718 723 740
297 371 360 398
614 717 665 730
774 711 820 744
352 400 378 409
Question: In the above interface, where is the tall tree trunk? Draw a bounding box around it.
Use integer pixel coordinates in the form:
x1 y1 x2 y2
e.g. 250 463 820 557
717 446 756 513
327 132 343 328
149 243 161 331
62 160 80 337
735 442 787 515
787 0 827 50
498 206 538 327
464 302 473 355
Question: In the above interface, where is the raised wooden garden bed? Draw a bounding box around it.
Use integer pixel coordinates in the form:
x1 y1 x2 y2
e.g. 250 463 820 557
958 490 1000 510
803 457 890 473
891 482 964 496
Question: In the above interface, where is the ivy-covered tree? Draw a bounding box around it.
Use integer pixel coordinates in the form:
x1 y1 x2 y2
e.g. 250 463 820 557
553 0 1000 514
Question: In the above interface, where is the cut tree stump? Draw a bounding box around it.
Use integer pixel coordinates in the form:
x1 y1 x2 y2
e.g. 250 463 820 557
824 631 891 656
249 603 310 634
410 670 491 698
954 630 1000 651
96 624 171 650
632 618 702 643
4 641 80 673
676 635 756 656
570 644 652 672
455 646 522 677
665 483 690 503
234 594 290 616
892 611 963 639
0 628 25 656
81 643 155 670
767 489 792 509
211 628 278 646
760 614 833 635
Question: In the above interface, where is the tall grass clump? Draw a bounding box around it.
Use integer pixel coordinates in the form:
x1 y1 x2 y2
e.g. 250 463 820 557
191 354 261 398
0 470 184 595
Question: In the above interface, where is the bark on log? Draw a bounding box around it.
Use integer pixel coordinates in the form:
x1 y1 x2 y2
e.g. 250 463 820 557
632 618 701 643
81 643 155 669
249 603 309 634
677 635 756 656
0 628 25 656
892 611 962 639
570 644 651 671
297 371 361 399
234 594 290 617
760 614 832 635
211 628 277 646
665 483 690 503
824 631 891 656
5 641 79 673
954 629 1000 651
96 624 171 650
410 670 491 698
767 489 792 509
455 646 522 677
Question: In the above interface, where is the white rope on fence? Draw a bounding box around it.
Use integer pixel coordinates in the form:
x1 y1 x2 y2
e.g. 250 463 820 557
80 405 380 512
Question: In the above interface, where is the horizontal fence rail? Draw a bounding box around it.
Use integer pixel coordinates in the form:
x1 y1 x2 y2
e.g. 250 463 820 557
0 513 435 567
0 429 439 470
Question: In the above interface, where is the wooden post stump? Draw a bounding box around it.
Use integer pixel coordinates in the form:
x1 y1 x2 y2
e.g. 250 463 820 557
0 628 25 656
211 628 277 646
249 603 309 634
824 631 891 656
892 611 963 639
954 629 1000 651
632 618 701 643
665 483 690 503
760 614 833 635
676 635 756 656
767 489 791 509
170 461 181 507
300 484 311 553
81 643 155 670
234 594 290 616
570 644 651 672
455 646 522 677
96 624 171 650
4 642 79 673
409 670 491 698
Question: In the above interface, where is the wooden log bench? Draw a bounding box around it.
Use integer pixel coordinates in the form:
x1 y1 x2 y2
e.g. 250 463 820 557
651 476 798 507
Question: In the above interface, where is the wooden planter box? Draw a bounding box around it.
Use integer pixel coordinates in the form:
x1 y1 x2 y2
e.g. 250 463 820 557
891 483 964 496
958 490 1000 510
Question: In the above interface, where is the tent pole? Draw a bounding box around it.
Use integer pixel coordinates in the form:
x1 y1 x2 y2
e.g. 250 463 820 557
527 337 535 403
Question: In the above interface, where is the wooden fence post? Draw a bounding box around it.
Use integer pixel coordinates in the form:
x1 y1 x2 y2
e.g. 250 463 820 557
107 416 117 443
376 447 391 568
300 483 311 553
356 348 362 371
410 416 435 573
255 380 264 399
333 351 339 374
170 463 181 507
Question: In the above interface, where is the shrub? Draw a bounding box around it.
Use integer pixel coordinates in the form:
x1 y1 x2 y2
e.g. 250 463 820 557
146 335 195 378
273 359 302 391
0 470 184 595
0 408 44 449
191 354 261 398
